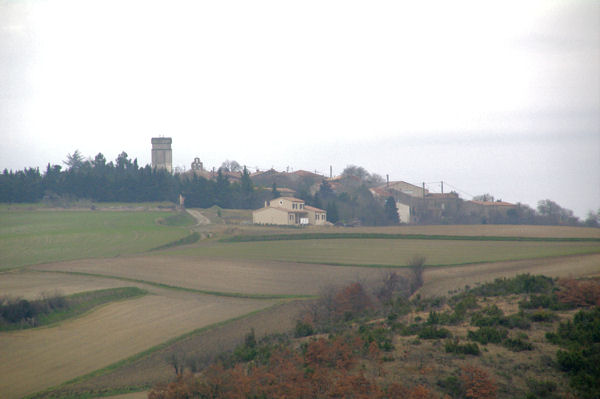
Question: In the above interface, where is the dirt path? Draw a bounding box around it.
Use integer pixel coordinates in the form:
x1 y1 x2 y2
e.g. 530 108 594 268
420 253 600 298
186 209 211 225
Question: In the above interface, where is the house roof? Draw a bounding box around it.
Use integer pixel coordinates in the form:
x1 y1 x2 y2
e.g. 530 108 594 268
469 200 515 207
254 206 308 214
290 170 322 178
273 196 304 202
427 193 459 199
304 205 326 213
369 187 392 198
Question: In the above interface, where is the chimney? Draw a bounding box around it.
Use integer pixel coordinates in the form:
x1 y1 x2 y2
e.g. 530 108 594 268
386 174 389 187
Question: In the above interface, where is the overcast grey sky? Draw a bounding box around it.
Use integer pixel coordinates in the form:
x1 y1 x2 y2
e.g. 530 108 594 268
1 0 598 217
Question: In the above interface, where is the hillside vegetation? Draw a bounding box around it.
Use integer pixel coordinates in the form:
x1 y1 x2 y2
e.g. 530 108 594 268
150 274 600 399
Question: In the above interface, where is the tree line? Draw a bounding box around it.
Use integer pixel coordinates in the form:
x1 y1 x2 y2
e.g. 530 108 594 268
0 151 260 209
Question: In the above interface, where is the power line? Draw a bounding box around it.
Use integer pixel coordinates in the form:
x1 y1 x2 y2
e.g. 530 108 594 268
443 182 475 199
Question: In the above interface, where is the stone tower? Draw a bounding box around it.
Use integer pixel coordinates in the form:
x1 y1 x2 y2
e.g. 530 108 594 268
151 137 172 173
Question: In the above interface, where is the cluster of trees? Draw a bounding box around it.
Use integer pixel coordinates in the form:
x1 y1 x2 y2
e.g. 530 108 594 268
296 167 400 226
0 151 261 209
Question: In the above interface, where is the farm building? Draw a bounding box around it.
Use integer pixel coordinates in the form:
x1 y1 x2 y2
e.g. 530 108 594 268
253 197 327 226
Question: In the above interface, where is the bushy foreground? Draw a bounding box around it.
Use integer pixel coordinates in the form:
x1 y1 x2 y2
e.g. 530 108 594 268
149 272 599 399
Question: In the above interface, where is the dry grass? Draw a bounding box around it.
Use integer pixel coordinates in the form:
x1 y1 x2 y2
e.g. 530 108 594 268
33 256 386 296
0 289 275 399
420 253 600 297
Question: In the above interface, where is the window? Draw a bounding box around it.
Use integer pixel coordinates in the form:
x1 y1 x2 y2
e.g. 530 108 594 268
289 214 294 220
300 204 303 209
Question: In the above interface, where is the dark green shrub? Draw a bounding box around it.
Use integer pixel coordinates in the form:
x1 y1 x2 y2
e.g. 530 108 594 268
505 313 531 329
397 323 422 336
437 375 464 398
471 305 504 327
234 329 258 362
294 321 314 337
467 326 508 344
358 324 394 351
520 293 572 311
418 326 452 339
468 274 554 296
445 339 480 355
525 379 559 399
503 337 533 352
528 310 559 323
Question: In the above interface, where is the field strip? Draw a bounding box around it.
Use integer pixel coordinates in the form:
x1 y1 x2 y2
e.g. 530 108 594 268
32 256 386 296
30 269 314 300
0 269 144 300
1 294 276 399
420 253 600 298
25 302 287 399
221 232 600 243
281 252 600 269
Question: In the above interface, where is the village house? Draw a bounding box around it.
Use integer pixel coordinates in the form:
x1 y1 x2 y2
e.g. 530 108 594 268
252 197 327 226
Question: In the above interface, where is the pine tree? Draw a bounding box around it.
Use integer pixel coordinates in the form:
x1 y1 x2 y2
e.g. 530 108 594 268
384 196 399 224
327 201 339 223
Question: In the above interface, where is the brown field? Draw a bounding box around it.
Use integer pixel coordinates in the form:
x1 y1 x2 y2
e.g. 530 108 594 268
33 256 385 296
420 253 600 297
234 223 600 238
0 287 276 399
60 300 307 398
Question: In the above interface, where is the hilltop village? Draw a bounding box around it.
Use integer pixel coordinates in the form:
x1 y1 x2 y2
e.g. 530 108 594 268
150 137 555 227
0 137 586 227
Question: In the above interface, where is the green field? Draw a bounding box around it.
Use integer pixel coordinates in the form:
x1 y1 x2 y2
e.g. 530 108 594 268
170 238 600 267
0 211 193 269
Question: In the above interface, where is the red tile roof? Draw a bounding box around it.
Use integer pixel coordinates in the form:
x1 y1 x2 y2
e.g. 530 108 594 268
469 200 515 207
304 205 326 213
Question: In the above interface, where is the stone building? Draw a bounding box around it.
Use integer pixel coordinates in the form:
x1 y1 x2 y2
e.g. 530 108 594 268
151 137 172 173
253 197 327 226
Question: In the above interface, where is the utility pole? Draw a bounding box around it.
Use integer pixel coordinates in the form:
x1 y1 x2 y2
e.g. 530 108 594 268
330 165 332 179
422 182 426 198
441 181 444 195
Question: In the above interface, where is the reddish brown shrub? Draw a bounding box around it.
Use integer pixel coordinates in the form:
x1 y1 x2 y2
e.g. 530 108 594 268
460 365 497 399
332 282 373 318
556 278 600 307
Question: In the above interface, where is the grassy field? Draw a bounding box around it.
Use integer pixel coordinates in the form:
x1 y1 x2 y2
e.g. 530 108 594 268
169 238 600 267
0 210 192 270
